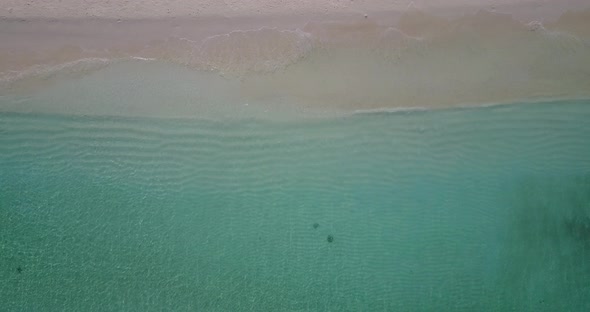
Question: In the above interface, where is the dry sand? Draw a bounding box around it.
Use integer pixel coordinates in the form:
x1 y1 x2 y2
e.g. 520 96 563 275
1 1 589 117
0 0 587 20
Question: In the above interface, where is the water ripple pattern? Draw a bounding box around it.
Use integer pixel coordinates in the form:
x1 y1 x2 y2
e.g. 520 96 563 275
1 100 590 311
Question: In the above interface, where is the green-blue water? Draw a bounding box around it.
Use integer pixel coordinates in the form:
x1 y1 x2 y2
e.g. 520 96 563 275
1 100 590 311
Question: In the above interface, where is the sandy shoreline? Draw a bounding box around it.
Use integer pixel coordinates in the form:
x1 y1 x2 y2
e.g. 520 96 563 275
1 1 590 118
1 0 588 20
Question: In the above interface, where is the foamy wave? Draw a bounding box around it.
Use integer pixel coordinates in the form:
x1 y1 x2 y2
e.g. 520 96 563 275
349 96 590 117
0 56 168 93
198 27 314 75
351 107 429 115
131 56 157 61
0 58 114 90
136 36 198 65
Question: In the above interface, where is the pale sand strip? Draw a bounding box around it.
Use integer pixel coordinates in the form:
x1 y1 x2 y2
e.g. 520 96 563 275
1 0 588 20
0 1 589 117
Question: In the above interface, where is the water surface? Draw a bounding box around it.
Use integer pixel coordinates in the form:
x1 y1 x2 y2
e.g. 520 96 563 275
1 100 590 311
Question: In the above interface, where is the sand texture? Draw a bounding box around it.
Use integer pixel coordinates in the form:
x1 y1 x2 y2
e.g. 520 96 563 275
1 1 589 117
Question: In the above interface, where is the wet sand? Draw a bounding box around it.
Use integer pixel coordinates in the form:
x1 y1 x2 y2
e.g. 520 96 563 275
1 1 589 117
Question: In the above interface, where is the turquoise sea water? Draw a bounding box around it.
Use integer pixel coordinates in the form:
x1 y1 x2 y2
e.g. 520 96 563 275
1 99 590 311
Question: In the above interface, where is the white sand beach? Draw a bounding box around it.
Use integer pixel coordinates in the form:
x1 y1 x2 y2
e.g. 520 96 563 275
1 0 588 20
1 0 589 117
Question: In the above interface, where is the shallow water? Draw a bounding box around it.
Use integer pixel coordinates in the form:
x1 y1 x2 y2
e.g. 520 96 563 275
3 10 590 112
1 99 590 311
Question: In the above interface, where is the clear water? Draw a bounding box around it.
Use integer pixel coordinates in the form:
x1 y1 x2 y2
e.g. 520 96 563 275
1 100 590 311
